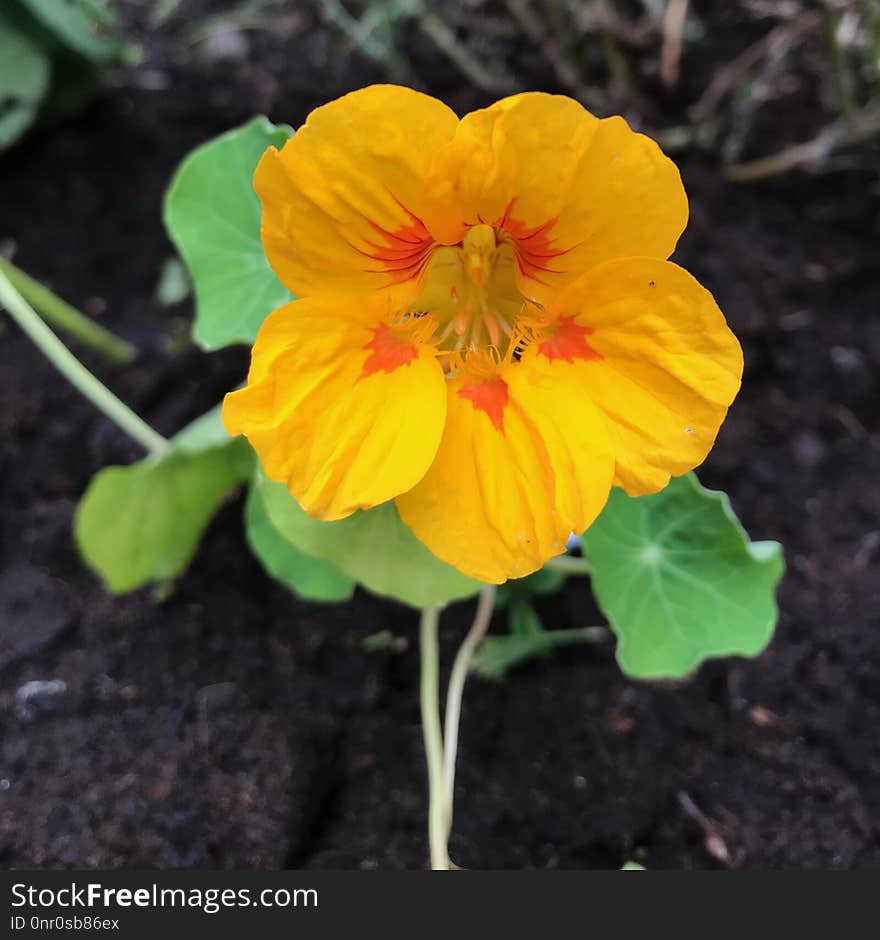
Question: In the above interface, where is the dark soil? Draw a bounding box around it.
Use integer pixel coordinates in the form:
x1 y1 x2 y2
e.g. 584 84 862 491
1 2 879 870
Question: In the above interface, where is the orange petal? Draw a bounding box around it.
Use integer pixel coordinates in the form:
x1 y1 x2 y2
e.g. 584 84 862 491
223 295 446 520
396 357 614 583
256 85 460 302
536 258 743 495
425 93 687 302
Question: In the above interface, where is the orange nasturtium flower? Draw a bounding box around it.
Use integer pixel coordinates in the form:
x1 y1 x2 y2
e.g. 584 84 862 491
223 85 743 584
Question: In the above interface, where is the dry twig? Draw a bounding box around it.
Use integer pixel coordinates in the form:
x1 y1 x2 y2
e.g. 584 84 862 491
725 102 880 181
660 0 689 89
690 11 820 122
505 0 596 102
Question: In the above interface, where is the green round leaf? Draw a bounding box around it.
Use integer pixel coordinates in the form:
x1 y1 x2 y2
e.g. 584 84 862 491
163 116 293 351
258 476 480 609
0 15 50 150
75 415 252 594
581 473 784 679
244 485 355 604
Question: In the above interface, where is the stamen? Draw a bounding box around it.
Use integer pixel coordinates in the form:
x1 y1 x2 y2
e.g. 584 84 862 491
436 318 459 345
484 312 502 348
409 223 536 363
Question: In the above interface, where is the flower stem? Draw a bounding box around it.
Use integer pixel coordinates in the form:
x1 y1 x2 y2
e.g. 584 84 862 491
545 554 591 576
0 257 138 364
419 605 450 871
0 266 168 456
443 584 495 837
545 626 608 647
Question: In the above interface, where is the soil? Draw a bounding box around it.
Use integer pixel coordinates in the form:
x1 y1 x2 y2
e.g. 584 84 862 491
1 2 879 870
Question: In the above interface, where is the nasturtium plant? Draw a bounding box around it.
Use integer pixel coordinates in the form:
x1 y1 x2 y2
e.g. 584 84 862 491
0 0 134 150
582 472 784 679
75 411 253 593
222 88 745 591
1 85 785 872
244 485 356 604
472 596 605 681
471 566 603 679
258 477 480 608
163 116 294 351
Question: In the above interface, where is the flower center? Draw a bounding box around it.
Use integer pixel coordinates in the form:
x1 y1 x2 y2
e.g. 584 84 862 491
412 224 531 360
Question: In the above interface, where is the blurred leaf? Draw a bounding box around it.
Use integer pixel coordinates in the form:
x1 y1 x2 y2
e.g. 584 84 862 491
621 861 646 871
495 565 566 608
1 0 134 149
15 0 134 64
507 598 544 636
244 485 355 603
151 0 182 27
75 413 252 594
581 473 784 680
472 634 552 680
258 476 479 609
0 15 50 150
163 116 294 351
361 629 407 653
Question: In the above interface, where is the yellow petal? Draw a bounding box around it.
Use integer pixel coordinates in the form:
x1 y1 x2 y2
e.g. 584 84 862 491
396 357 614 583
425 93 687 302
536 258 743 496
223 295 446 520
256 84 459 301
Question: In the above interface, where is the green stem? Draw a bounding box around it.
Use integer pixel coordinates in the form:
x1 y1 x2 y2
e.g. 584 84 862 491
419 605 450 871
0 267 168 456
544 626 608 647
443 584 495 838
545 554 591 576
0 258 138 364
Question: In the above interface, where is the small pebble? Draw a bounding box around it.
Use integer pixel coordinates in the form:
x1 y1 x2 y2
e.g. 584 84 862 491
804 262 828 282
15 679 67 721
200 26 249 63
854 531 880 570
748 705 778 728
195 681 238 715
830 346 865 374
793 431 826 468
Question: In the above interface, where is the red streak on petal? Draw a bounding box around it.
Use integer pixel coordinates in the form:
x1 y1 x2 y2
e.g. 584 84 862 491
458 377 510 433
494 198 571 284
353 197 436 286
537 315 601 364
362 323 419 378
